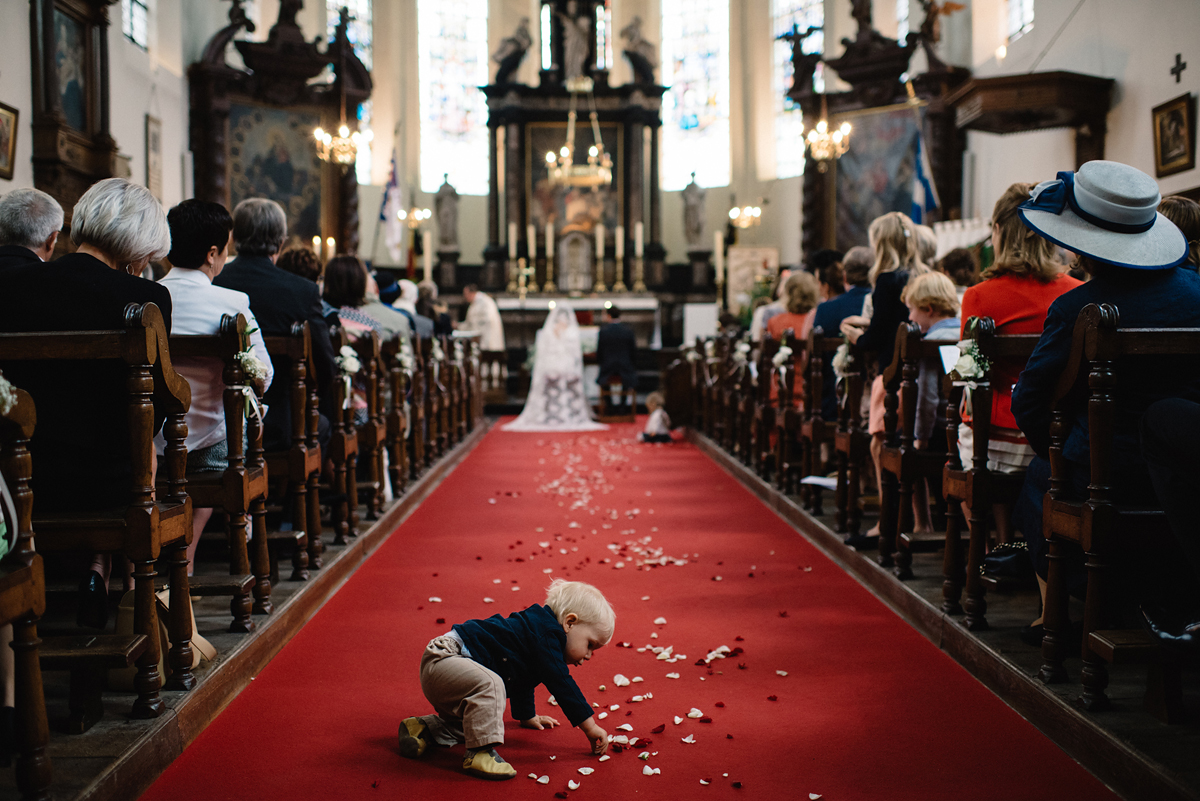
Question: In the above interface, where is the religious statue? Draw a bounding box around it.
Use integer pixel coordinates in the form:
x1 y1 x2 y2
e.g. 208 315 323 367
620 16 657 85
914 1 965 73
777 24 823 99
682 173 706 249
555 1 593 91
435 174 459 251
492 17 532 85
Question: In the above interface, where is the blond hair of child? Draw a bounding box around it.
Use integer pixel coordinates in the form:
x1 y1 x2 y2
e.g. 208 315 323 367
901 271 960 319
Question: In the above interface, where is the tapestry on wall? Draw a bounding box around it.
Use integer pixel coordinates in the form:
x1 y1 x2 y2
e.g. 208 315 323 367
228 102 323 242
835 106 919 250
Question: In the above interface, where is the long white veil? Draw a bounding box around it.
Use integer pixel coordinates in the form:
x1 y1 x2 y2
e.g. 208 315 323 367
502 305 608 432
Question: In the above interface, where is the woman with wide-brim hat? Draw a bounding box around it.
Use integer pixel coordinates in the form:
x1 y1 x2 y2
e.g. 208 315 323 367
1008 160 1195 651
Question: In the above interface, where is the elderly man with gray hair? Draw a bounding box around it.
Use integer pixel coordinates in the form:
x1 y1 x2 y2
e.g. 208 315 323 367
0 188 64 268
214 198 336 453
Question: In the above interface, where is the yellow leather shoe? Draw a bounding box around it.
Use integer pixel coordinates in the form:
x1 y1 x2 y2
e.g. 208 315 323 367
397 717 429 758
462 748 517 780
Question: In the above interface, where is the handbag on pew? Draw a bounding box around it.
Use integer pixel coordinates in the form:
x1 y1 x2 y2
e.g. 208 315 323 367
980 541 1036 586
108 588 217 691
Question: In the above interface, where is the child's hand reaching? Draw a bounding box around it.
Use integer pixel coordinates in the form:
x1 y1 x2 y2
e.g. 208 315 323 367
580 716 608 756
521 715 560 730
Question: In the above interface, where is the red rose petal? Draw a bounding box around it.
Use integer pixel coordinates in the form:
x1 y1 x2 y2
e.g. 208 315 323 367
651 724 665 734
767 695 778 701
737 663 747 670
626 711 633 717
476 556 481 560
555 793 569 799
748 572 754 578
699 716 713 723
432 573 438 577
695 659 707 666
436 618 445 624
735 636 744 641
779 611 789 618
732 782 743 789
715 702 725 708
726 734 734 739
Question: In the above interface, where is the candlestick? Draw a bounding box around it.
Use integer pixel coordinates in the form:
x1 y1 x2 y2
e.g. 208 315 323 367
632 257 647 293
593 223 606 293
634 221 644 258
713 230 725 309
326 237 336 259
614 225 624 260
422 230 433 282
517 257 529 302
312 235 322 259
544 222 556 292
527 224 537 255
506 257 518 293
612 225 627 292
508 221 518 260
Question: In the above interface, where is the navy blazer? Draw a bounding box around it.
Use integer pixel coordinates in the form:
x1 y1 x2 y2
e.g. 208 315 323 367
215 254 337 448
596 321 638 388
454 604 593 726
854 270 911 373
1011 266 1200 469
813 285 871 420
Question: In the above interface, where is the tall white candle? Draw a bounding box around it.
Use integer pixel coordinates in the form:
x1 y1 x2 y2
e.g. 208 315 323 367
634 222 644 258
508 222 518 259
326 237 336 259
312 235 322 260
422 230 433 281
527 223 538 257
713 230 724 285
595 223 605 261
615 225 625 260
546 222 555 258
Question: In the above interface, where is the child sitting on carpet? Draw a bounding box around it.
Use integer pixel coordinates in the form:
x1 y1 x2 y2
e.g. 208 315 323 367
639 392 673 443
398 579 613 780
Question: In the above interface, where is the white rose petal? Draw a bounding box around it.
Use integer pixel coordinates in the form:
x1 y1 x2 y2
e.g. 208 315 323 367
549 756 556 760
578 767 595 775
543 568 553 573
653 617 667 625
777 670 789 677
632 676 644 683
613 674 631 687
548 696 558 706
630 695 644 703
489 499 497 504
612 735 629 744
537 775 550 784
598 712 607 720
638 751 650 760
429 597 442 603
609 704 620 711
511 586 520 591
642 766 661 776
617 724 633 732
528 773 538 780
483 597 495 603
700 780 711 785
493 579 501 584
641 595 651 601
598 755 610 762
629 737 639 745
666 672 680 679
568 780 580 790
687 708 703 719
681 734 696 743
674 716 683 725
538 541 550 548
810 795 823 800
598 685 606 691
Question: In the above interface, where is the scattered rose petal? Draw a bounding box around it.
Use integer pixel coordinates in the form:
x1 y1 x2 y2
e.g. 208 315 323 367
700 779 711 785
631 695 644 702
548 696 558 706
555 794 568 800
549 756 556 760
428 597 442 603
436 618 445 624
598 712 607 720
483 598 495 603
653 617 667 625
609 704 620 711
493 579 501 584
767 695 778 702
612 735 629 744
666 672 680 679
568 780 580 790
674 716 683 725
687 709 703 719
779 611 789 617
681 734 696 743
809 795 822 800
511 586 520 591
642 766 660 776
699 716 713 723
638 751 650 761
598 755 610 762
641 595 650 601
727 734 734 739
632 676 644 683
537 775 550 784
712 576 722 581
617 724 633 732
650 724 665 733
776 670 788 677
613 674 631 687
733 781 743 788
578 767 594 775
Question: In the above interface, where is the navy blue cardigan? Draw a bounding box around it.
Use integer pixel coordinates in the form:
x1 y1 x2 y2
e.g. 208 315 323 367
454 604 594 727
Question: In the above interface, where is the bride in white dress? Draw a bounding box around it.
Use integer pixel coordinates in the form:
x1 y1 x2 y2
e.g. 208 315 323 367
502 305 608 432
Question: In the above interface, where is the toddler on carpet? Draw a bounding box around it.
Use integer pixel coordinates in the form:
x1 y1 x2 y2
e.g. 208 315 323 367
398 580 613 779
638 391 673 443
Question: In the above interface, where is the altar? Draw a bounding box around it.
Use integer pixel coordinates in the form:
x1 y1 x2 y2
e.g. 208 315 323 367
495 294 661 350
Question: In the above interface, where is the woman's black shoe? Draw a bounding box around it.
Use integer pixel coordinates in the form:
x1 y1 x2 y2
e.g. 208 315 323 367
1140 605 1200 658
76 571 108 629
1019 623 1044 647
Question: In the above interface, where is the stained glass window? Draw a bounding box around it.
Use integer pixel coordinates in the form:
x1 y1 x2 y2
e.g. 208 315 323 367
328 1 374 184
660 0 731 190
595 1 613 70
772 0 823 180
122 0 149 49
1007 0 1034 41
897 0 910 41
541 4 553 70
418 0 490 195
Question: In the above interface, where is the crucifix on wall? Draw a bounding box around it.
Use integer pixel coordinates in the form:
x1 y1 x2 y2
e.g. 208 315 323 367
1171 53 1187 83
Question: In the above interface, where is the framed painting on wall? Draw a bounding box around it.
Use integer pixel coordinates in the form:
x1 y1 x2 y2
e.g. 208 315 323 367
1153 93 1196 178
0 102 18 181
145 115 162 202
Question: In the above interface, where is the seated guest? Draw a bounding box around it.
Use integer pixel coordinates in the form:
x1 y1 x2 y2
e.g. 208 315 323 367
276 246 339 326
394 278 435 340
957 183 1081 552
0 188 62 269
0 177 172 627
323 255 385 337
936 247 979 300
1010 161 1198 633
749 268 791 344
816 258 844 303
156 199 273 573
418 280 454 337
361 271 413 340
767 270 822 406
638 392 673 443
813 246 873 420
215 199 337 451
915 224 938 269
1158 195 1200 271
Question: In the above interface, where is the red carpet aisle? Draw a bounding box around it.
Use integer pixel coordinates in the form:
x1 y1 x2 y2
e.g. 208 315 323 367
142 421 1118 801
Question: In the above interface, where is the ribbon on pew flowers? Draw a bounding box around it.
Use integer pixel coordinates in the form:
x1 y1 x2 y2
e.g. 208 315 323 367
241 386 265 426
772 343 793 385
949 317 992 418
336 346 362 410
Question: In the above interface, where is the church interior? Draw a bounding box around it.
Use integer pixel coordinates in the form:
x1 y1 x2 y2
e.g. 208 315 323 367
0 0 1199 799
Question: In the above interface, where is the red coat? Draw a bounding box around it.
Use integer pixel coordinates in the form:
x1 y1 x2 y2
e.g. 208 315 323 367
767 309 816 405
959 271 1082 430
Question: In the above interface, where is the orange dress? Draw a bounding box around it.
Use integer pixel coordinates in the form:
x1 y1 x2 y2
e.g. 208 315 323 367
766 309 816 406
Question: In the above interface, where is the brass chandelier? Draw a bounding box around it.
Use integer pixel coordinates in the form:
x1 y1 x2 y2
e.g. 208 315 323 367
804 94 851 172
545 87 612 188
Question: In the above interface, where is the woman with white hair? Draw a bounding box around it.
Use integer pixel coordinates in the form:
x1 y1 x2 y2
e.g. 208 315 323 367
0 177 174 629
392 278 434 339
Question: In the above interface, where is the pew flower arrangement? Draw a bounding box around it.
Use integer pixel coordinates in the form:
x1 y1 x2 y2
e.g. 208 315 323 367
950 318 992 417
336 345 362 377
831 342 854 378
772 345 793 369
685 349 700 363
0 373 16 416
430 339 445 363
397 340 415 372
732 341 751 366
704 340 716 360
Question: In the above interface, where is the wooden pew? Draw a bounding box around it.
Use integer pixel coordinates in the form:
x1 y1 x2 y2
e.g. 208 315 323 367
382 336 411 498
352 332 386 520
1038 303 1193 718
408 339 427 481
749 337 780 481
0 303 194 717
422 337 444 466
773 330 807 495
833 341 871 539
328 328 361 545
799 328 843 515
940 319 1041 628
0 382 52 799
261 325 320 578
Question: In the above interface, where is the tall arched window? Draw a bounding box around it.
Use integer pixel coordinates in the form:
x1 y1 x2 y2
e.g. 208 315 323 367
773 0 823 180
660 0 731 190
328 0 374 184
418 0 490 195
1007 0 1035 41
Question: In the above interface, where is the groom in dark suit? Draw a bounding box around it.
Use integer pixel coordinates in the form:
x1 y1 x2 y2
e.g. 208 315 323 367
214 198 336 451
596 305 638 412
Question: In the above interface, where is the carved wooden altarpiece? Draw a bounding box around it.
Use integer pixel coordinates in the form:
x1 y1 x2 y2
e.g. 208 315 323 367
189 1 372 255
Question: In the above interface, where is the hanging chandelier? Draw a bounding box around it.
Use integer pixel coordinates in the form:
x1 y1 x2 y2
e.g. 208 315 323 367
545 89 612 188
314 15 371 166
803 94 851 172
728 202 764 229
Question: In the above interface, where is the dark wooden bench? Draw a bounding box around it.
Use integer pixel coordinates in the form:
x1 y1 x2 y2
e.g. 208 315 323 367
833 341 871 540
351 331 386 520
327 328 360 545
799 329 843 515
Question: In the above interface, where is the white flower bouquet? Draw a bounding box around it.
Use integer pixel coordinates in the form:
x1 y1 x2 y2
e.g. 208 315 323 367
732 341 751 365
337 345 362 377
772 345 793 369
831 342 854 377
950 319 992 387
0 373 16 416
430 340 445 363
235 350 270 382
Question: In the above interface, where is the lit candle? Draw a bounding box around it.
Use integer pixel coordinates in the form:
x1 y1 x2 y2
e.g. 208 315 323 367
615 225 624 260
508 222 518 260
714 230 724 285
634 222 644 258
527 223 538 257
326 237 336 259
312 235 321 259
546 222 555 258
595 223 605 261
422 230 433 282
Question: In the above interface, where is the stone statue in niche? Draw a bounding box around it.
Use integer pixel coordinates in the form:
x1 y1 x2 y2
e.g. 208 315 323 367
555 1 593 90
492 17 532 85
777 24 823 99
682 173 706 249
620 16 657 85
435 174 459 251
